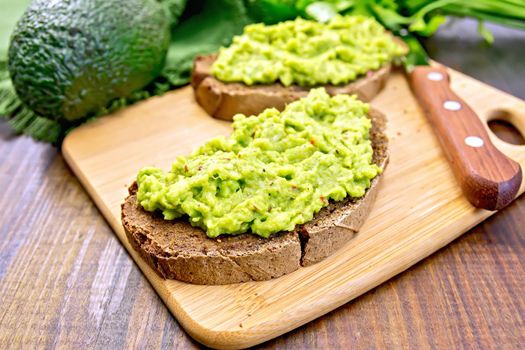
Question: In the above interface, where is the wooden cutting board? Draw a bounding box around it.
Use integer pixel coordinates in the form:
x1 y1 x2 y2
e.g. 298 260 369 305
62 67 525 349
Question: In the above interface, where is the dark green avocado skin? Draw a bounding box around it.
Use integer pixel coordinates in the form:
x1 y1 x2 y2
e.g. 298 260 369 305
8 0 170 121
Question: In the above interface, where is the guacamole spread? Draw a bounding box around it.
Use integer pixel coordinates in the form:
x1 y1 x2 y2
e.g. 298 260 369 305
136 88 380 238
211 15 405 87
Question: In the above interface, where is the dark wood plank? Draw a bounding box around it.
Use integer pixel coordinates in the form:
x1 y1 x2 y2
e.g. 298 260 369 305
0 128 200 349
1 18 524 349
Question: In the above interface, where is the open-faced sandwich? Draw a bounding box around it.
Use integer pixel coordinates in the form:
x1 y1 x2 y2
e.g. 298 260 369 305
192 15 407 120
122 88 388 285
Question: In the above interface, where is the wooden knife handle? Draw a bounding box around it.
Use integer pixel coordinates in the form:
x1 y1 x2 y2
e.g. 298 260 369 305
409 66 522 210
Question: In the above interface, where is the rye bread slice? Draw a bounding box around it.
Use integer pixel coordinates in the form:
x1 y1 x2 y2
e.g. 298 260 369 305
121 109 388 285
192 54 391 121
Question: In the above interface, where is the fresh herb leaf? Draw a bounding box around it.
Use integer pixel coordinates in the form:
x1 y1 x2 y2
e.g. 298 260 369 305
245 0 298 24
477 20 495 44
399 33 429 71
305 2 339 23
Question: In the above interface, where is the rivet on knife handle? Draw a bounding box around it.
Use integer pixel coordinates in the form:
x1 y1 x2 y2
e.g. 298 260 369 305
409 66 522 210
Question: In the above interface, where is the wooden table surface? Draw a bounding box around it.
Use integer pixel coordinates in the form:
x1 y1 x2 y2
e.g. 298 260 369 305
1 19 524 349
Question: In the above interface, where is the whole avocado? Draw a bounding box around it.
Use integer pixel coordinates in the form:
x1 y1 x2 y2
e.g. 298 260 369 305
8 0 170 122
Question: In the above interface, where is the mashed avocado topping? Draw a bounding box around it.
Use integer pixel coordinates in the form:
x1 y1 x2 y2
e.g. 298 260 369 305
136 88 381 238
211 15 405 87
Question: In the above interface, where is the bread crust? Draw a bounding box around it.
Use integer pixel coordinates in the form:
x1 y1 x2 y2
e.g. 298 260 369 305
122 188 302 284
192 54 392 120
121 109 388 285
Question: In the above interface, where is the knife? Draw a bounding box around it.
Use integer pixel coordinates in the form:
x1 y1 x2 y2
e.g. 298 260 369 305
399 32 522 211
